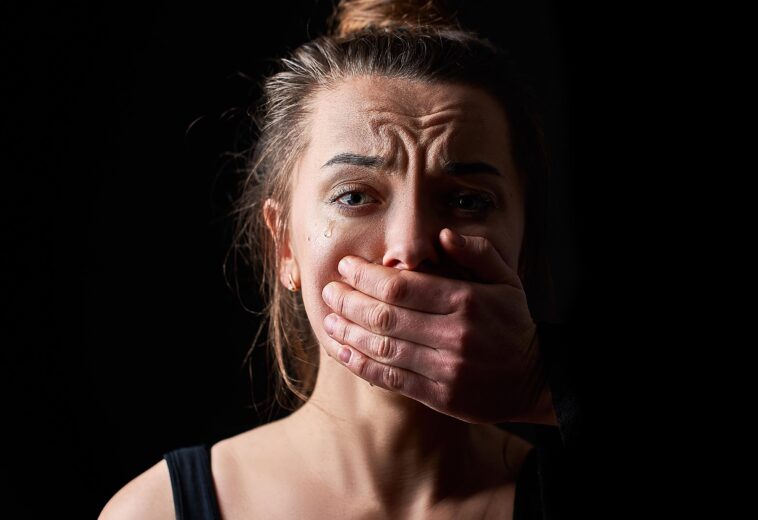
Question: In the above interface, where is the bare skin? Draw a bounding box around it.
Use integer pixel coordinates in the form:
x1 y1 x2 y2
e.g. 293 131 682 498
100 76 537 519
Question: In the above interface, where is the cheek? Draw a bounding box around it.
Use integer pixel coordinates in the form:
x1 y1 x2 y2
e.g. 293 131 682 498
296 214 379 338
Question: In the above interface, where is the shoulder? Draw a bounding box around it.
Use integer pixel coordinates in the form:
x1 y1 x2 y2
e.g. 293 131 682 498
209 419 309 518
210 420 295 484
98 459 175 520
210 417 295 479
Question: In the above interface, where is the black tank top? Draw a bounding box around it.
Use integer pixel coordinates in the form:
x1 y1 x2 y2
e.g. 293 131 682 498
163 445 221 520
163 443 541 519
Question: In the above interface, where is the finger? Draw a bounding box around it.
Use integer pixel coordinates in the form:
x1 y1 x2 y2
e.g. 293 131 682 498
321 334 447 403
337 255 461 314
439 228 522 287
323 312 453 381
322 281 457 348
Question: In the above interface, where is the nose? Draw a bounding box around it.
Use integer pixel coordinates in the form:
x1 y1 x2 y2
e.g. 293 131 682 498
381 199 442 271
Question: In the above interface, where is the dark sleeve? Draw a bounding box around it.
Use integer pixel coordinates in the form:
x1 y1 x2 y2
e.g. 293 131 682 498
531 321 586 520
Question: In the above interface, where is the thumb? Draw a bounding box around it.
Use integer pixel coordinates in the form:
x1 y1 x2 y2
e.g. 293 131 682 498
440 228 522 287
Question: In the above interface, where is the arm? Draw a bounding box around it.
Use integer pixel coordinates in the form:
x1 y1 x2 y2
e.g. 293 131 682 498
99 460 176 520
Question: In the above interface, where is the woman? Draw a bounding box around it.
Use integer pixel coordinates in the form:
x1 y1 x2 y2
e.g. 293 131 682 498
100 1 566 518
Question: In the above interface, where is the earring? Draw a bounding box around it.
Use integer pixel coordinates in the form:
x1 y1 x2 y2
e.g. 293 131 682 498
287 272 299 292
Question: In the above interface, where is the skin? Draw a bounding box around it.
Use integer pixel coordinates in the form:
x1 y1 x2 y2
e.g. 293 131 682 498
99 75 548 519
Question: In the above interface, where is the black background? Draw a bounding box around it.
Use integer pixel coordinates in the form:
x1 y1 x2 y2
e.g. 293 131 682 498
3 1 669 517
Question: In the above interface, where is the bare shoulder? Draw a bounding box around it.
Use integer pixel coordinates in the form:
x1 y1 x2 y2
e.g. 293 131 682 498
98 459 175 520
98 422 290 520
210 417 295 478
209 419 305 518
211 419 295 470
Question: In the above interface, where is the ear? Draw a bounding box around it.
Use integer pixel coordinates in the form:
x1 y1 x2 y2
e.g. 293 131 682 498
263 198 300 290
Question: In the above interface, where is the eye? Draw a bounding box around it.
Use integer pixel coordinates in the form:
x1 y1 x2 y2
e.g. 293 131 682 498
335 191 374 206
448 192 497 216
329 185 378 213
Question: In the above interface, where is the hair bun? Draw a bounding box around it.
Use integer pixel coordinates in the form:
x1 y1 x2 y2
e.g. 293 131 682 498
329 0 459 37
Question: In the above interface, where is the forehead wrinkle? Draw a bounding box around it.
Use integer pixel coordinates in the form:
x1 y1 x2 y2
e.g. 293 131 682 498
312 77 511 180
414 107 468 129
368 118 442 176
425 126 454 166
375 129 407 173
419 124 451 150
363 104 469 160
364 105 467 129
365 114 462 177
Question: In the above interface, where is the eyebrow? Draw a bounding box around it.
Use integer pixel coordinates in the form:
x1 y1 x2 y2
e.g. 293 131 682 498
321 153 502 177
322 153 384 169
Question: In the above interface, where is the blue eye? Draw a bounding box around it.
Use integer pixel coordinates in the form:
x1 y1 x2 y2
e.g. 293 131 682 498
330 186 378 212
335 191 373 206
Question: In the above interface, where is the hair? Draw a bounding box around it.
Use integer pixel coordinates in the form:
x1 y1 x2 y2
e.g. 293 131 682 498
230 0 556 413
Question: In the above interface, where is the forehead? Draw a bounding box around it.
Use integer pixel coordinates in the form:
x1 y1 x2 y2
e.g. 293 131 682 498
304 75 512 161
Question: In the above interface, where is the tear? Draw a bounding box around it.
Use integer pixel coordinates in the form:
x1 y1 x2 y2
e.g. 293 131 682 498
323 220 335 238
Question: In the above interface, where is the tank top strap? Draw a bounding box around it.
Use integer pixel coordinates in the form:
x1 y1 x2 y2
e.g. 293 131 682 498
163 444 222 520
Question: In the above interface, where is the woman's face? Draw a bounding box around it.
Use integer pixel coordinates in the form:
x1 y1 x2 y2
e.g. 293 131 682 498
272 75 525 348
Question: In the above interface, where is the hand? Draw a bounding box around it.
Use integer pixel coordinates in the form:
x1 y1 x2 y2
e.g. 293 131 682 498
320 228 557 424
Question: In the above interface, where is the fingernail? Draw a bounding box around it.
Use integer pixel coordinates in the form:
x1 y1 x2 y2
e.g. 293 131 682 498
339 347 352 364
338 256 354 276
324 314 337 335
447 228 465 247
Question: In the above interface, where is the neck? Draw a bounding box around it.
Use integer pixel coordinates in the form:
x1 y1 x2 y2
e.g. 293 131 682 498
282 351 502 512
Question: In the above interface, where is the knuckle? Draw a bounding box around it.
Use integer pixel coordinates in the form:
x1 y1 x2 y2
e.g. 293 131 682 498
334 289 347 316
438 351 463 380
380 275 407 303
339 321 354 344
368 303 394 334
449 325 474 349
454 289 477 315
351 351 368 376
374 334 396 362
382 365 402 389
351 263 365 288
